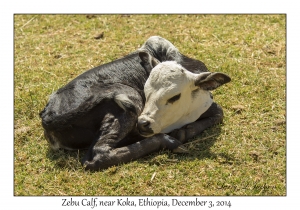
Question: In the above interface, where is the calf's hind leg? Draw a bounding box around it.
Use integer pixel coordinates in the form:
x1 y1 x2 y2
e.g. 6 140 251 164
169 102 224 143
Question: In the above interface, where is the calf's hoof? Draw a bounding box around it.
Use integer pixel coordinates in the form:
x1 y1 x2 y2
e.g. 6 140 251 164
82 157 108 171
172 145 189 154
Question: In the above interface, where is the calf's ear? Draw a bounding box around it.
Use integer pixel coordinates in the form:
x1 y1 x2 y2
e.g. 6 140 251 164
139 51 160 69
195 72 231 90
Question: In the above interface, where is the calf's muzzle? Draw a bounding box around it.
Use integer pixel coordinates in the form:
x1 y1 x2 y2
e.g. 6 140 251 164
137 118 154 137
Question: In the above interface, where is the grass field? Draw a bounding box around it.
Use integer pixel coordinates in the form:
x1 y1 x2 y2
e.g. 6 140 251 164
14 14 286 196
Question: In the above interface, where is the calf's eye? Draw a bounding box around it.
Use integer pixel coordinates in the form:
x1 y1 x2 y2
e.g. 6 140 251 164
166 93 181 104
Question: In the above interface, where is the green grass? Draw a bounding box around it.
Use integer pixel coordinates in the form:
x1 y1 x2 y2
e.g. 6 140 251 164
14 14 286 196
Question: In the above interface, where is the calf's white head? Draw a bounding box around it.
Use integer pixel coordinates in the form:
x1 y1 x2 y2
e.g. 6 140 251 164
137 59 231 137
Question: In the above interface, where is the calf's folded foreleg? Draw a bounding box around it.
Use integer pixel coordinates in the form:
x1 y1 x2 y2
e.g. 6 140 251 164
169 102 224 143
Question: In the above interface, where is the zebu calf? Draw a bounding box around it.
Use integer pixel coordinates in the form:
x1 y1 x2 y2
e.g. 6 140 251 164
40 36 229 171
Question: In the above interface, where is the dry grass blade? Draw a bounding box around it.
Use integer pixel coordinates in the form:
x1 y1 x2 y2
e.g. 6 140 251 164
20 17 35 29
183 134 218 145
150 172 157 182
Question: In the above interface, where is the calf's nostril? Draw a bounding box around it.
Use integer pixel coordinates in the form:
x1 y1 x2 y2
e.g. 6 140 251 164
137 118 154 136
138 119 150 128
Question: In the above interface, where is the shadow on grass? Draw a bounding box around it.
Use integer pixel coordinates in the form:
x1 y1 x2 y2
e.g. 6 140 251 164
46 147 87 170
137 123 239 166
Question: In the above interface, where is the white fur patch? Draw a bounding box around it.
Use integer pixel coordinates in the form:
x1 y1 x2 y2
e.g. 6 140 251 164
114 94 134 111
163 134 175 143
